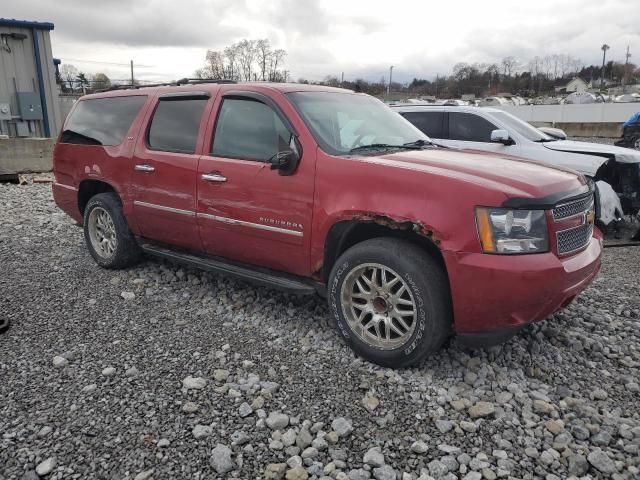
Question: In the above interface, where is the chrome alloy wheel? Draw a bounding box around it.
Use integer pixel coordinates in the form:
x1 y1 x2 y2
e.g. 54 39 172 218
88 207 117 258
340 263 417 350
634 137 640 150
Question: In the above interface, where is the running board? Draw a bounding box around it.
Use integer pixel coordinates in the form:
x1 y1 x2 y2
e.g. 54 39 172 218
140 243 317 295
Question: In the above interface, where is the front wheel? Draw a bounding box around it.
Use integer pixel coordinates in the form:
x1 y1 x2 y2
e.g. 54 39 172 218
328 237 452 368
633 136 640 151
83 193 141 269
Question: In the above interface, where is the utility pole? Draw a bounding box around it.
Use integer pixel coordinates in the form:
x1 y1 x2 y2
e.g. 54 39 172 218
341 71 344 86
623 45 631 92
387 65 393 97
600 44 609 90
130 60 134 86
435 74 438 98
283 70 289 83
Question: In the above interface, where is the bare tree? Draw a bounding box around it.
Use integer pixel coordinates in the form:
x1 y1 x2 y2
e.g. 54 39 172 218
501 56 519 77
60 64 78 91
256 39 272 81
269 49 286 81
237 39 257 81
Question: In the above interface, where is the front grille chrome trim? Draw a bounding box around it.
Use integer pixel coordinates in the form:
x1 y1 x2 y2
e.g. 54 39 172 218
552 195 594 222
556 223 593 256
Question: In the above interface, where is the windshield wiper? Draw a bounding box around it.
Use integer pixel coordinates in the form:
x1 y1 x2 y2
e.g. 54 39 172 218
349 143 424 153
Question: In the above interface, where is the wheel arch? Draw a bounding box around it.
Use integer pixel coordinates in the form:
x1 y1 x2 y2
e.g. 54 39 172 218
77 179 119 216
321 217 446 282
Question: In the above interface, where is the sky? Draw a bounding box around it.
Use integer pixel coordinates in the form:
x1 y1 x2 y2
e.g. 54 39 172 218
3 0 639 84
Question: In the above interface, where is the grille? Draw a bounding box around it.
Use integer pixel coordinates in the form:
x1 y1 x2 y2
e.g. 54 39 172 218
557 223 593 255
553 195 594 221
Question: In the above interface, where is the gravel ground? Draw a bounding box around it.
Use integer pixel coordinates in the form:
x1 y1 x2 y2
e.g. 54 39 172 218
1 182 639 480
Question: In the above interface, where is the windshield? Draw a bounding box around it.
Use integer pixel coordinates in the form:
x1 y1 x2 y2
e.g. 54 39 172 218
287 92 430 155
490 110 554 142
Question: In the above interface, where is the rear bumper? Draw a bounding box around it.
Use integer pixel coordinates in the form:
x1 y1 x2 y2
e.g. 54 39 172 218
443 229 603 341
52 182 82 224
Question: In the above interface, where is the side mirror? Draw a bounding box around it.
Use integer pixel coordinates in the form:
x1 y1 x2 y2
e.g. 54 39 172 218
490 129 514 145
269 135 302 176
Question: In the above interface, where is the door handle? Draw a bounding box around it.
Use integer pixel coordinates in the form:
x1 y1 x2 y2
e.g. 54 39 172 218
201 173 227 183
134 164 155 172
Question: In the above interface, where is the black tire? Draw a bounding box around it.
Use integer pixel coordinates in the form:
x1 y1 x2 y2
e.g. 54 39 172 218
328 237 452 368
83 192 141 269
632 136 640 151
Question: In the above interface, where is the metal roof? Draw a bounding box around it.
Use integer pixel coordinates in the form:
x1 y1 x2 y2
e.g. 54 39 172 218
0 18 55 30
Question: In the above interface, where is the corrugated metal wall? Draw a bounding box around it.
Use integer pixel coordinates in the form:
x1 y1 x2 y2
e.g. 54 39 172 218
0 24 62 138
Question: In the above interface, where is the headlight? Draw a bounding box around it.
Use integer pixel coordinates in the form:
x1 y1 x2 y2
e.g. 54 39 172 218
475 207 549 254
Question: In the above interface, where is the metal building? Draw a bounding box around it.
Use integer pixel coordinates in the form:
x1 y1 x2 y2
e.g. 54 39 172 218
0 18 62 138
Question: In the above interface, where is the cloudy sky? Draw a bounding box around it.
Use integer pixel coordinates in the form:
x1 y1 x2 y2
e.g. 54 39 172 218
4 0 639 83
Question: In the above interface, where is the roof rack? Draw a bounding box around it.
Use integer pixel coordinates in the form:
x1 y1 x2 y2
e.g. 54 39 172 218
96 78 237 93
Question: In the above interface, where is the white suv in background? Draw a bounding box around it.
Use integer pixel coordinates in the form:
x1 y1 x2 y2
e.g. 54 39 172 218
391 104 640 225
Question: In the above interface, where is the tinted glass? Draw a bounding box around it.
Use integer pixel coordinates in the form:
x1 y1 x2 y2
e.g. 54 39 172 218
61 96 146 146
448 112 497 142
287 92 427 155
402 111 444 138
212 98 291 161
148 98 208 153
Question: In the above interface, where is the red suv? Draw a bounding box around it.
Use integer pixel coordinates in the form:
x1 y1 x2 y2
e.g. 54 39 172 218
52 81 602 367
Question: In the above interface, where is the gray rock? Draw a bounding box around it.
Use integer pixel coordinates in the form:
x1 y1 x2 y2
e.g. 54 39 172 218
157 438 170 448
266 412 290 430
101 366 116 377
468 401 495 418
348 469 371 480
331 417 354 437
568 454 589 476
238 402 253 417
192 424 213 439
121 291 135 300
134 470 154 480
435 419 453 433
35 457 56 476
301 446 318 459
210 444 235 475
265 463 287 480
182 375 206 389
411 441 429 454
427 459 448 478
373 465 396 480
285 466 308 480
52 356 68 368
587 449 617 474
296 428 313 449
363 447 385 467
182 401 199 413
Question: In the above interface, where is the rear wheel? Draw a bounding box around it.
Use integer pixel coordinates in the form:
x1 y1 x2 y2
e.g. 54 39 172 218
633 136 640 150
328 237 452 368
83 193 141 269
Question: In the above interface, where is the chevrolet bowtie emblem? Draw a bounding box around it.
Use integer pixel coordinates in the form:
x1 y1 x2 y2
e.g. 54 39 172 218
586 210 596 225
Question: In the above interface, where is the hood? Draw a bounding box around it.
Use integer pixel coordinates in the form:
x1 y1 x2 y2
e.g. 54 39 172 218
543 140 640 164
358 148 586 202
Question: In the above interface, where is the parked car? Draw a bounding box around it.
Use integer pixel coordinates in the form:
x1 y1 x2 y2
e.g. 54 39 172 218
615 111 640 151
53 82 602 367
392 104 640 225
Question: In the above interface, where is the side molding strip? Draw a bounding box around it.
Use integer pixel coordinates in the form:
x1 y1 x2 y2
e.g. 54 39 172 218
53 182 77 191
198 213 303 237
133 201 195 217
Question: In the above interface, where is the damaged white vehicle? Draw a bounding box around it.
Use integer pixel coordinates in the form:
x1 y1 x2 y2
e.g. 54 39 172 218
392 104 640 226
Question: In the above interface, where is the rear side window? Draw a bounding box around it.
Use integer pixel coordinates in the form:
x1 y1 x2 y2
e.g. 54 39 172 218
147 98 208 153
402 111 444 138
211 98 291 161
61 96 146 146
448 112 497 142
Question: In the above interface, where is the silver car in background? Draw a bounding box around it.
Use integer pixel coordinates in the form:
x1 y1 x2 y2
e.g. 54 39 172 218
392 104 640 226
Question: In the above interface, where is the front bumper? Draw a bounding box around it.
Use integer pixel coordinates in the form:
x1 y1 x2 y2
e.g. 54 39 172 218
443 229 603 344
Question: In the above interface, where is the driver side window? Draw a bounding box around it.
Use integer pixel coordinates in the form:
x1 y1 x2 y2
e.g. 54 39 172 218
212 98 291 161
448 112 497 142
